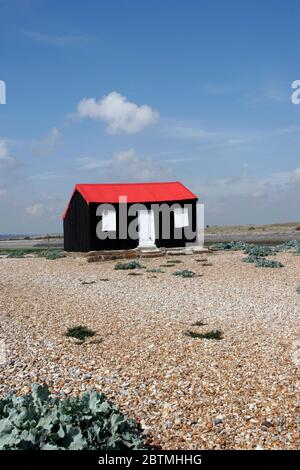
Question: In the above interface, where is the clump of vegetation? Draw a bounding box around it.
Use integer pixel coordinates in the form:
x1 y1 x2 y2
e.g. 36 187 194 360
160 263 176 268
191 320 207 327
173 269 195 278
2 248 65 260
243 255 284 268
296 286 300 294
0 384 146 450
185 329 223 340
7 250 26 258
43 250 65 260
65 325 96 342
209 240 300 268
80 280 96 285
127 272 143 276
167 259 182 264
114 260 145 270
100 278 109 282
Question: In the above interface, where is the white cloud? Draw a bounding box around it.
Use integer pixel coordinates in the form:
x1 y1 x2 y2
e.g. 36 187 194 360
199 165 300 223
111 148 172 180
76 91 159 134
0 140 15 165
77 157 110 171
25 127 62 157
77 148 172 181
25 203 44 217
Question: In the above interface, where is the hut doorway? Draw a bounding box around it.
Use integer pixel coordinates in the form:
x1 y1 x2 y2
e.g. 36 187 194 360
138 209 156 248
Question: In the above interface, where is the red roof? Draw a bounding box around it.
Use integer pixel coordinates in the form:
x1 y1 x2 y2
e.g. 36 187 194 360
63 181 197 219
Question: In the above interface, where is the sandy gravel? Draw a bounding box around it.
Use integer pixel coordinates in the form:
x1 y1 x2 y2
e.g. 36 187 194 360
0 251 300 449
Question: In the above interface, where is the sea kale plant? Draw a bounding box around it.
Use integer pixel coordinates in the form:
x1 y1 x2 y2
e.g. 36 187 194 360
210 239 300 268
114 260 145 270
0 384 147 450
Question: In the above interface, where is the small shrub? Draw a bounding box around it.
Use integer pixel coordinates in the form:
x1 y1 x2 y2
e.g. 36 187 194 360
173 269 195 278
44 250 65 260
296 286 300 294
0 384 146 450
243 256 284 268
7 250 25 258
80 281 96 285
114 261 145 270
185 329 223 340
100 278 109 282
65 325 96 342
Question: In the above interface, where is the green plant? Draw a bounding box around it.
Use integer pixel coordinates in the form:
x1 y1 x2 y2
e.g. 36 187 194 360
160 264 176 268
65 325 96 342
2 248 65 260
80 281 96 285
296 286 300 294
173 269 195 278
114 261 145 270
0 384 146 450
185 329 223 340
44 250 65 260
243 255 284 268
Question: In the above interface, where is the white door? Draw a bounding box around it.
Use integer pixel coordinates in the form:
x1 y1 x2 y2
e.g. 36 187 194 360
138 210 156 248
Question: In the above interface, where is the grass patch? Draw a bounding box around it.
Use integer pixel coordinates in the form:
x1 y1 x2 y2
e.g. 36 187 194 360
1 248 65 260
65 325 96 342
114 260 145 270
173 269 195 278
185 329 223 340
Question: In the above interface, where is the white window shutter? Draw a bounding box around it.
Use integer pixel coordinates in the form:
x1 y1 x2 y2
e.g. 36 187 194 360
174 207 189 228
102 209 116 231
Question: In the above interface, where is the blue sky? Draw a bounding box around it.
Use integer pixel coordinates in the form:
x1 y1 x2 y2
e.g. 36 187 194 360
1 0 300 233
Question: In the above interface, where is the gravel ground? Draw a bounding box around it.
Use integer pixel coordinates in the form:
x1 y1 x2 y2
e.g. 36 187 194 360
0 251 299 449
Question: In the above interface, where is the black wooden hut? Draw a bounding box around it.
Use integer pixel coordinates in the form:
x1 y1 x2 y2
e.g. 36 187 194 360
63 182 198 252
